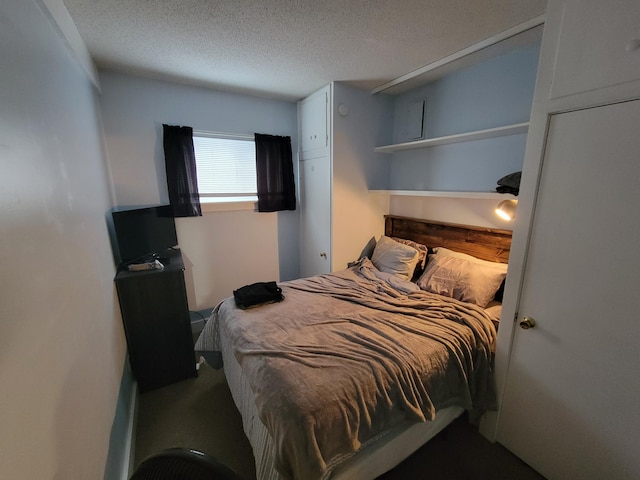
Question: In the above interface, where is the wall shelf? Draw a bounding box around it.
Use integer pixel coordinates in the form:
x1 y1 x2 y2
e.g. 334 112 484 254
374 122 529 153
368 18 538 205
371 190 516 200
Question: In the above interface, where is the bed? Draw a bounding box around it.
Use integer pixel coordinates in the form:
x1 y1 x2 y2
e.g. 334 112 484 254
195 215 512 480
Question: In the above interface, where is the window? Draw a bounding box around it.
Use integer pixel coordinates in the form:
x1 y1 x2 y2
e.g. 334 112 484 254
193 132 257 203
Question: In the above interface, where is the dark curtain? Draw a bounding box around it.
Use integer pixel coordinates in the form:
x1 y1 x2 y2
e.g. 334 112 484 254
162 124 202 217
254 133 296 212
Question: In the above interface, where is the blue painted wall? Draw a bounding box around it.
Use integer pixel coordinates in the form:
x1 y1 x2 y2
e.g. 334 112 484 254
389 43 540 192
1 1 128 478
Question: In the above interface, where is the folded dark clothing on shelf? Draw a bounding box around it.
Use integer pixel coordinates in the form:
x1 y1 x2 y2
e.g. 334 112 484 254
496 185 519 195
496 171 521 195
234 281 284 309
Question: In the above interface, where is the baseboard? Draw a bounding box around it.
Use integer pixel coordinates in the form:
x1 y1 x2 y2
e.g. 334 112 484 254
103 357 138 480
122 381 138 480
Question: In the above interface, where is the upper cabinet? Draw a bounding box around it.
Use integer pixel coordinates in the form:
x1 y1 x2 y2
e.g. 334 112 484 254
550 0 640 101
299 87 329 160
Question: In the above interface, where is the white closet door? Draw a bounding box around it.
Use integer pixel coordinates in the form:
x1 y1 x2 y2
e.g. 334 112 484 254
497 99 640 479
299 157 331 278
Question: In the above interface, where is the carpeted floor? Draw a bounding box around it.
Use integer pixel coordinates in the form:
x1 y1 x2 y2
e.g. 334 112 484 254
133 362 545 480
133 362 256 480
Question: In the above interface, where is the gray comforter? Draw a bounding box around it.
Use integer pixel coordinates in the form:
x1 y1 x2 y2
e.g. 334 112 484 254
204 258 497 480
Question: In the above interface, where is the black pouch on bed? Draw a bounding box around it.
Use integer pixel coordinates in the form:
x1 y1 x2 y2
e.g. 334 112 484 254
233 281 284 309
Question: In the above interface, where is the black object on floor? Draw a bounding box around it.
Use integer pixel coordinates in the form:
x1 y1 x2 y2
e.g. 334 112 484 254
130 448 244 480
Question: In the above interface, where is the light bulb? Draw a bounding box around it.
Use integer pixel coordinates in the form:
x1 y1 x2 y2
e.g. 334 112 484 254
495 199 517 221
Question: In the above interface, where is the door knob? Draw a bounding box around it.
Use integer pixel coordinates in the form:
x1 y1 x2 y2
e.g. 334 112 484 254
320 252 327 259
519 316 536 330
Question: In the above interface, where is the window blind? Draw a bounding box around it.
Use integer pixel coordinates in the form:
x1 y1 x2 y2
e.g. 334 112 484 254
193 134 257 199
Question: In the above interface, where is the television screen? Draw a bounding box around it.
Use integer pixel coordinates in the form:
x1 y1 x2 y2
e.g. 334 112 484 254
112 205 178 264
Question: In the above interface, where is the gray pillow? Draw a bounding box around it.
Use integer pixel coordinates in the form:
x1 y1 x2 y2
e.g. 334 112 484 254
392 237 429 278
358 236 377 260
371 236 420 281
417 255 506 308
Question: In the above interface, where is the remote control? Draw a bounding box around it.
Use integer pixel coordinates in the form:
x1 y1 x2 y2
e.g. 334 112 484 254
127 260 164 271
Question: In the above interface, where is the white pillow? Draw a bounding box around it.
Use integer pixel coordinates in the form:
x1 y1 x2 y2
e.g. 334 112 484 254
371 236 420 281
432 246 508 273
417 254 506 308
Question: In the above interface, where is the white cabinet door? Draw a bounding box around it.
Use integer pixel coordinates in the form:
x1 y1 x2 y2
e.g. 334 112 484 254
299 157 331 278
299 87 329 159
497 100 640 479
550 0 640 99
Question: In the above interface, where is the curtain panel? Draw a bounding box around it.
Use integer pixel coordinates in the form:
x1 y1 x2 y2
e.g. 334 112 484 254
254 133 296 212
162 124 202 217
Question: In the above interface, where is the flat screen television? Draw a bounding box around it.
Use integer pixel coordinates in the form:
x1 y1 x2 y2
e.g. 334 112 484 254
112 205 178 264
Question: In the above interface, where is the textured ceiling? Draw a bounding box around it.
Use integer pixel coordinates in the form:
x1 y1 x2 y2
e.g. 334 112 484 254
62 0 547 101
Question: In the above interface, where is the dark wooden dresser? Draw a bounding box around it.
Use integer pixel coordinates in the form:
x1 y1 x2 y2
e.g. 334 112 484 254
114 248 196 392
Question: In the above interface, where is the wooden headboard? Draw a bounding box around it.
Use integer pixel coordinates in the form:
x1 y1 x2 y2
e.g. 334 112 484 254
385 215 512 263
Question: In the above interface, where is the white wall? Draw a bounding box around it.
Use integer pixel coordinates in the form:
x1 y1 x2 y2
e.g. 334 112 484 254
332 83 393 269
389 196 514 230
98 72 299 308
176 210 280 311
0 1 125 478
